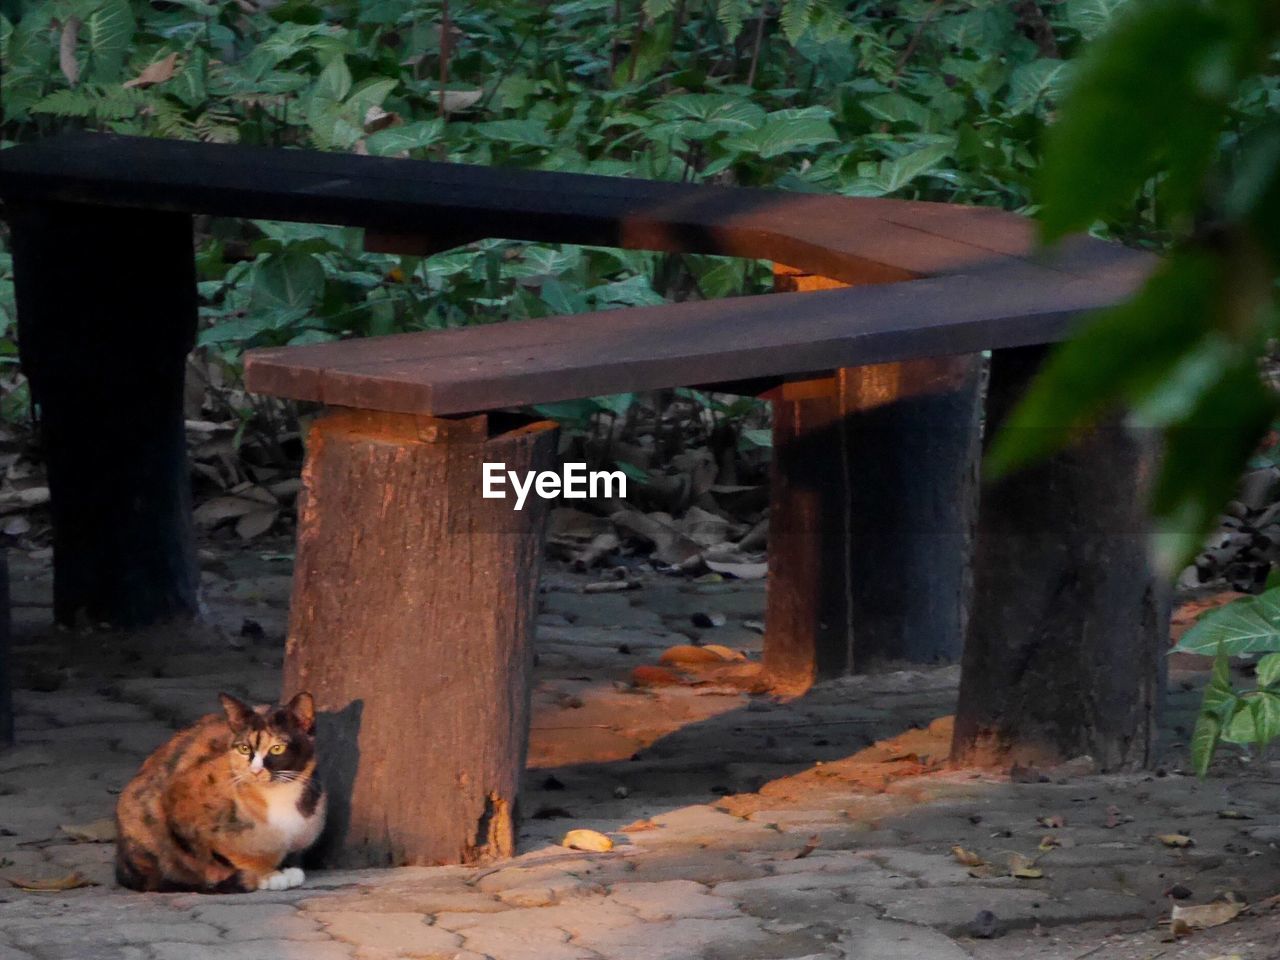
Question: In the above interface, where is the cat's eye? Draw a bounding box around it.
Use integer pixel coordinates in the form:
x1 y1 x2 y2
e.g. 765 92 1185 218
235 744 251 755
269 744 286 755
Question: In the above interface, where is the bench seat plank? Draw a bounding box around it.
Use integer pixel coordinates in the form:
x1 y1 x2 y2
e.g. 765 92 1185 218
245 243 1153 416
0 133 1038 284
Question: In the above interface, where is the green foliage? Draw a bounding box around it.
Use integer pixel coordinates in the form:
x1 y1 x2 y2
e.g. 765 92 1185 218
989 0 1280 570
0 0 1121 384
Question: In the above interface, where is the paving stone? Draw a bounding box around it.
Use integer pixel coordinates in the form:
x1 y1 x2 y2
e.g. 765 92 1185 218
0 947 33 960
573 915 768 960
193 902 330 941
8 920 221 950
456 925 595 960
435 898 640 937
866 887 1148 936
605 880 740 920
837 919 971 960
153 941 355 960
312 911 462 954
495 877 605 907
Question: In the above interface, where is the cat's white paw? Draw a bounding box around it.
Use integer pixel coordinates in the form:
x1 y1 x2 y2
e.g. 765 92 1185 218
259 867 305 891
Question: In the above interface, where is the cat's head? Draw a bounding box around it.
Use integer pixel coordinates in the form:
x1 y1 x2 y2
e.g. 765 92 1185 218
217 691 316 785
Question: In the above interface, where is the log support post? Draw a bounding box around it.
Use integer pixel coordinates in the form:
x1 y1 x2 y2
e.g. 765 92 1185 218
10 203 199 628
952 345 1167 769
1 549 11 749
283 409 558 867
763 267 982 688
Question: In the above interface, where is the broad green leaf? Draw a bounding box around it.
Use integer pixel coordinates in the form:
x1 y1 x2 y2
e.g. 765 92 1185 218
880 140 954 193
475 118 553 149
724 109 838 159
1174 590 1280 658
85 0 135 82
313 54 352 102
986 252 1222 480
1065 0 1130 41
1039 0 1234 241
642 0 674 17
1250 691 1280 746
252 250 326 311
1153 357 1276 570
1257 652 1280 688
1190 712 1219 777
1005 59 1073 116
780 0 814 44
364 120 444 156
861 92 934 129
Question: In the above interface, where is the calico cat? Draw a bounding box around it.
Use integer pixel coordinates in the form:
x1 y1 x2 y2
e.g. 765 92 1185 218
115 691 326 893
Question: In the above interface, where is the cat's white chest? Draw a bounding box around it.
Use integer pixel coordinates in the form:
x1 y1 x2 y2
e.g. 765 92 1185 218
263 781 323 851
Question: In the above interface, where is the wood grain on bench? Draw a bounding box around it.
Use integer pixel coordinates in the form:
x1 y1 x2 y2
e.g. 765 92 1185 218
244 242 1153 416
0 133 1037 284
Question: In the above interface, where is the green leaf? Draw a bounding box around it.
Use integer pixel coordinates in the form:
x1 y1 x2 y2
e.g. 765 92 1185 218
84 0 135 82
252 249 326 311
1258 653 1280 688
475 118 553 149
1065 0 1130 41
1174 589 1280 658
986 251 1222 480
880 140 954 193
724 109 839 159
861 92 934 129
1153 357 1277 570
365 119 444 156
1190 712 1219 777
1005 59 1073 116
314 54 352 102
780 0 814 44
1039 0 1235 241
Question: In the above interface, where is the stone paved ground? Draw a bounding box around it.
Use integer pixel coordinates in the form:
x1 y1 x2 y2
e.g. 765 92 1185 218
4 541 1280 959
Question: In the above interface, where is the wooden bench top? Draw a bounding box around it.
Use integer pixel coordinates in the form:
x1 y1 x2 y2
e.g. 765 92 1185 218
0 132 1039 284
244 240 1154 416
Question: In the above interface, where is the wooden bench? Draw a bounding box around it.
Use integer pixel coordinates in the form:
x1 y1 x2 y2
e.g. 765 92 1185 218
0 134 1163 866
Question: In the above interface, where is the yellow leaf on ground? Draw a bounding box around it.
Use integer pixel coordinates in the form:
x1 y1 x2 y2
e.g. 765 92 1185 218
1170 900 1243 936
59 818 116 843
562 829 613 852
1158 833 1195 848
1008 853 1043 879
951 845 984 867
659 645 724 666
5 871 95 892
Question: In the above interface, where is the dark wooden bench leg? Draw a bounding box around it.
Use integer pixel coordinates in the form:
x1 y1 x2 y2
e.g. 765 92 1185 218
10 203 199 628
952 345 1167 769
764 357 983 687
284 410 558 867
1 548 11 749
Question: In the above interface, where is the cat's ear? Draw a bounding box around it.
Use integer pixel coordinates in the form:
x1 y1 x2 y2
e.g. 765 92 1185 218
218 693 254 733
285 691 316 735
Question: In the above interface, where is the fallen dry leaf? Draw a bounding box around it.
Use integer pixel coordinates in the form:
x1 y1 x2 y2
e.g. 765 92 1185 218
1170 900 1244 936
5 871 95 892
659 645 724 666
59 17 81 86
794 835 819 860
235 508 277 540
562 829 613 852
431 88 483 112
1008 853 1043 879
1217 810 1252 820
631 665 683 688
124 52 179 88
700 644 746 662
59 818 116 843
1038 835 1061 851
704 559 767 580
952 846 984 867
1036 815 1065 829
1158 834 1195 848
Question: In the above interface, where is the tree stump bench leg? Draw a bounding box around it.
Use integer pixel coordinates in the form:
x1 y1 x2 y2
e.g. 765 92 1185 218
1 549 11 750
283 409 558 867
952 345 1167 769
762 269 983 686
10 203 199 628
764 360 983 686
